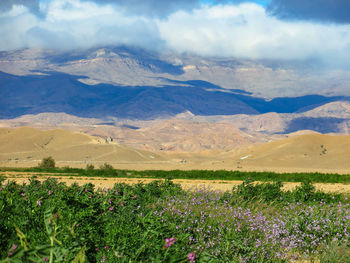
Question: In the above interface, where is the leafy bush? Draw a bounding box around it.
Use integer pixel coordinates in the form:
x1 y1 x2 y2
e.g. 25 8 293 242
227 179 343 205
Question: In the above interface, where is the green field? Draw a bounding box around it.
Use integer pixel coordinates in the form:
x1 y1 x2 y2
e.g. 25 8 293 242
2 166 350 183
1 175 350 262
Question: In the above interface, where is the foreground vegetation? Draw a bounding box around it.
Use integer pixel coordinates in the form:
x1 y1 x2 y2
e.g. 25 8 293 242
2 164 350 183
1 176 350 262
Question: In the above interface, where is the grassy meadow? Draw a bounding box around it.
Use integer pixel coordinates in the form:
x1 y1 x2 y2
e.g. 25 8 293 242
1 169 350 262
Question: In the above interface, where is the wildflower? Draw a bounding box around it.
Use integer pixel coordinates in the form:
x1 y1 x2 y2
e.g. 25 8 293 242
48 190 52 195
37 200 42 206
9 244 17 255
0 187 2 191
105 245 109 250
188 252 195 263
100 256 106 263
84 188 88 193
164 237 176 249
43 257 48 262
109 206 114 211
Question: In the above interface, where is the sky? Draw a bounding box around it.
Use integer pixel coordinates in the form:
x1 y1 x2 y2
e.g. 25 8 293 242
1 0 350 67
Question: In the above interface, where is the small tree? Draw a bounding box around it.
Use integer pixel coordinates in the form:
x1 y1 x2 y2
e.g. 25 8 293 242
38 156 56 169
86 164 95 170
99 163 113 170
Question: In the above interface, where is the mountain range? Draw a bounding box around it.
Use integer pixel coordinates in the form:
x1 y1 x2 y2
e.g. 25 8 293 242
1 46 350 155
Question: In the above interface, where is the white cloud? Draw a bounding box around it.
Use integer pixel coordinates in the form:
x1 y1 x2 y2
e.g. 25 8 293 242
1 0 350 67
158 3 350 64
0 0 162 50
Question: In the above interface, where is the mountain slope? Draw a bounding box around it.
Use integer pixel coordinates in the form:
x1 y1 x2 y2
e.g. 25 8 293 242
2 47 350 98
0 70 347 120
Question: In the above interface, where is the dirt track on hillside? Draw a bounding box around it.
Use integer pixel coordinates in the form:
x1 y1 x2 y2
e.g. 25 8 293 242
2 172 350 194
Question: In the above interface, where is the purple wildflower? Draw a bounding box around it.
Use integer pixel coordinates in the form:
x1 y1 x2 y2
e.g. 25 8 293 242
37 200 42 206
43 257 48 262
164 237 176 249
109 206 114 211
188 252 195 263
48 190 52 195
100 256 106 263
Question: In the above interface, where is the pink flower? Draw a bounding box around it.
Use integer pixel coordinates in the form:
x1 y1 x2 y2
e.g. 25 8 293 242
37 200 42 206
9 244 17 255
109 206 114 211
188 252 195 263
164 237 176 249
0 187 3 191
48 190 52 195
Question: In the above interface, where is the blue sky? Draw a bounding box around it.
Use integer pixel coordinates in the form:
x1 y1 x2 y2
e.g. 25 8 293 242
0 0 350 67
201 0 271 7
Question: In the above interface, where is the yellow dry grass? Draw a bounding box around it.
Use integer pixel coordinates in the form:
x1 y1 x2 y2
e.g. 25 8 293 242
2 172 350 194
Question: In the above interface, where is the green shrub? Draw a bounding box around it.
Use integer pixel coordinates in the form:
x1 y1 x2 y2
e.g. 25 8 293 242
38 157 55 169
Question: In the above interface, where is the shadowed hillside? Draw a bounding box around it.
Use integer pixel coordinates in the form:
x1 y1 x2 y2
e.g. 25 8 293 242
0 71 347 120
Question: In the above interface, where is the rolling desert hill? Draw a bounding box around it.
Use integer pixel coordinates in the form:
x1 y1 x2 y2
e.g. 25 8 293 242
2 127 350 173
0 127 167 167
232 134 350 171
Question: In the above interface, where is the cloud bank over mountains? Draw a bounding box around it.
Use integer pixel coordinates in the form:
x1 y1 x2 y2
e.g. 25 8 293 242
1 0 350 67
